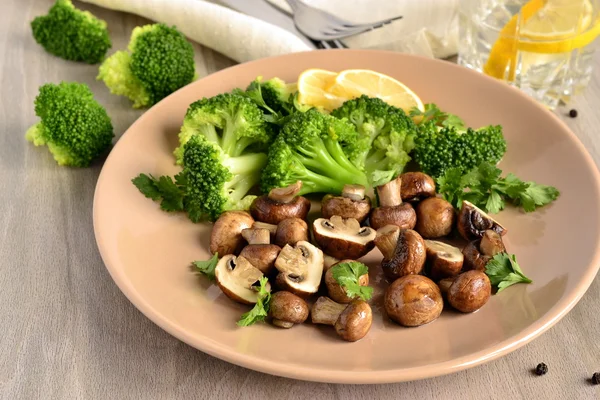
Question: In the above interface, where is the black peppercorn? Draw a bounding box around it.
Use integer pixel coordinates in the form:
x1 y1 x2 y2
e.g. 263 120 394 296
592 372 600 385
569 109 578 118
535 363 548 376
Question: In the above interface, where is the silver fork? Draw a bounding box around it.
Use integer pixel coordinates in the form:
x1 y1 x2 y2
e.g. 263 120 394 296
284 0 402 41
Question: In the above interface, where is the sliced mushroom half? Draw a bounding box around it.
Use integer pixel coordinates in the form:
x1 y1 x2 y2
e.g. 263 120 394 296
274 241 324 297
457 201 507 241
312 216 376 259
214 255 270 305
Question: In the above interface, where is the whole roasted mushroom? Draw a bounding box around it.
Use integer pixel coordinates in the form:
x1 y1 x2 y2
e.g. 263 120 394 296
424 240 464 281
370 176 417 231
210 211 254 256
457 201 507 241
400 172 436 202
274 217 309 248
375 228 426 280
312 216 376 260
269 291 309 328
324 259 370 303
311 296 373 342
463 229 507 271
250 181 311 224
438 270 491 313
238 228 281 276
415 197 455 238
274 241 324 297
384 275 443 327
214 255 270 304
321 184 372 223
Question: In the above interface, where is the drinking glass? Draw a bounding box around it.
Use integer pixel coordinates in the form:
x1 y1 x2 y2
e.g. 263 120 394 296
457 0 600 109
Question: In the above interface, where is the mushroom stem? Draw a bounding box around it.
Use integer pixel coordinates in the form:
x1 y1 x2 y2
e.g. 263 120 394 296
311 296 347 325
252 221 278 237
268 181 303 204
272 319 295 329
341 184 366 201
242 228 271 245
374 225 400 260
376 177 402 207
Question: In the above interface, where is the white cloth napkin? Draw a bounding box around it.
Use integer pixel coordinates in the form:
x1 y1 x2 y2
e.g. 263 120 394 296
79 0 459 63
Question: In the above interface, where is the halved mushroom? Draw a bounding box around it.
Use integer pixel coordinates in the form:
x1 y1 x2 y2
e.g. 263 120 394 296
424 240 464 281
480 229 507 256
374 225 401 261
384 275 443 327
312 216 376 259
311 296 372 342
274 217 309 248
321 184 372 223
274 241 324 297
379 229 426 281
269 291 309 328
400 172 436 202
214 255 270 304
325 259 370 303
370 177 417 230
415 197 455 238
439 270 491 313
463 229 507 271
250 181 311 224
457 201 507 241
210 211 254 256
239 228 281 276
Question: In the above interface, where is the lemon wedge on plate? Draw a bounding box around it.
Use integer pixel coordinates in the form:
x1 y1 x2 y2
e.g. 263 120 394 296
297 68 345 110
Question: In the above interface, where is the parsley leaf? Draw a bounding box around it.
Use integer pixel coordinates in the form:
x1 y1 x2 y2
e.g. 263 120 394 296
192 252 219 281
485 253 532 293
132 173 185 212
237 277 271 327
331 261 373 301
132 174 162 201
410 103 465 130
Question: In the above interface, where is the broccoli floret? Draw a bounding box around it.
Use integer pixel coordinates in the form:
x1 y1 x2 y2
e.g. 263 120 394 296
412 123 507 178
30 0 111 64
98 23 195 108
261 109 369 195
174 93 271 164
245 77 294 114
25 82 114 167
332 95 417 184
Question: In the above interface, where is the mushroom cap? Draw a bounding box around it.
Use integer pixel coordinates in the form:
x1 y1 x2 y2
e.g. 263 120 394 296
424 240 464 281
250 195 311 225
448 270 491 313
239 244 281 276
370 203 417 231
214 255 270 305
415 197 455 239
269 291 309 325
321 194 372 223
381 229 426 280
334 300 373 342
274 241 324 297
457 201 507 241
325 261 370 304
374 225 401 261
312 216 376 260
274 217 309 248
462 240 491 272
209 211 254 256
384 275 443 327
400 172 436 201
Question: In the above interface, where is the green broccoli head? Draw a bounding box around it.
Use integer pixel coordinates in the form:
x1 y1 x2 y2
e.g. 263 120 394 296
182 135 267 221
25 82 114 167
331 95 417 183
412 123 507 177
98 23 196 108
30 0 111 64
245 76 294 114
174 93 271 163
261 109 369 195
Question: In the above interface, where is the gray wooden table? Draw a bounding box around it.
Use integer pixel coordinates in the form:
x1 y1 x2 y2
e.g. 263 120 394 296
2 1 600 399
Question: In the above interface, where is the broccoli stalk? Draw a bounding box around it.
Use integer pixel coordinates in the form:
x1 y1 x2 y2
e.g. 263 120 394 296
98 23 196 108
30 0 111 64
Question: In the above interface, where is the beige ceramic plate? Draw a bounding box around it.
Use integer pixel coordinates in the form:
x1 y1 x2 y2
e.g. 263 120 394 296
93 50 600 384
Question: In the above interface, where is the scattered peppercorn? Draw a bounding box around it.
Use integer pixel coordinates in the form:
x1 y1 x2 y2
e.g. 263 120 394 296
569 109 578 118
592 372 600 385
535 363 548 376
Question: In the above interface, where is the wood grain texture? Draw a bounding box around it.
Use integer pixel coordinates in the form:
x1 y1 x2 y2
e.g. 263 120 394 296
1 0 599 399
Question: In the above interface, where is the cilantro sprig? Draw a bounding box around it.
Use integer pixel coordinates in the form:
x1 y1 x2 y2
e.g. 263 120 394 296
437 162 560 214
331 261 373 301
410 103 466 130
192 253 219 281
485 253 533 293
237 277 271 327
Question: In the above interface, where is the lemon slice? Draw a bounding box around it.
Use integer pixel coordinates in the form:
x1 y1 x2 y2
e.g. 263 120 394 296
328 69 424 113
297 68 346 110
521 0 593 40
